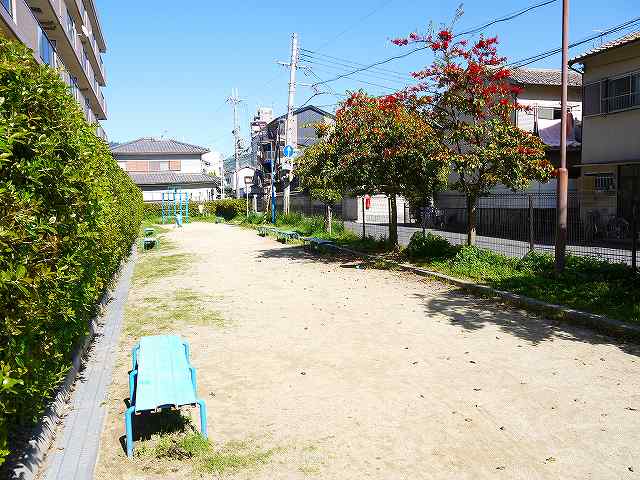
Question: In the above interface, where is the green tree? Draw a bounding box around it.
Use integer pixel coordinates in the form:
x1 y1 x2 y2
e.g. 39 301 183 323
296 123 342 234
392 30 553 245
330 91 447 247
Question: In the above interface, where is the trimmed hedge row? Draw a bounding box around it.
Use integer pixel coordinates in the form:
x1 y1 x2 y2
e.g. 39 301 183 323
0 37 143 465
142 198 247 221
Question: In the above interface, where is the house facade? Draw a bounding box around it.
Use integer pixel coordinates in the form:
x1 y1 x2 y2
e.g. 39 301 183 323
112 138 219 202
251 105 335 199
570 31 640 223
0 0 107 137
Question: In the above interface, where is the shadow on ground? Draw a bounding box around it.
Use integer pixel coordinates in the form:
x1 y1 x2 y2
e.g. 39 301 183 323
118 405 191 454
417 289 640 357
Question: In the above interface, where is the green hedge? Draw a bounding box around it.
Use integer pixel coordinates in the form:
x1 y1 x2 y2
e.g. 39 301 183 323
142 198 247 221
0 37 143 465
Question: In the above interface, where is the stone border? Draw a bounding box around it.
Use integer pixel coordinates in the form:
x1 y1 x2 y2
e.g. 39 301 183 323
9 247 137 480
329 244 640 342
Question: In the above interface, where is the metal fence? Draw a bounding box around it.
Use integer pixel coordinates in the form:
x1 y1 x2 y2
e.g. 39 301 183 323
340 192 638 268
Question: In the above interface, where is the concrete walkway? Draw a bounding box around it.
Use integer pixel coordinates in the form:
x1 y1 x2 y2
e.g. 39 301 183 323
39 254 136 480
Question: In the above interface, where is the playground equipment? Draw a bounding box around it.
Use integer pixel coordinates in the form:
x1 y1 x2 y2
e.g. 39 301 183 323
161 190 190 225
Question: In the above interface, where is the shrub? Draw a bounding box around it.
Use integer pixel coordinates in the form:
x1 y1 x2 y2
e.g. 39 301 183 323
0 36 142 465
140 199 246 221
406 232 457 260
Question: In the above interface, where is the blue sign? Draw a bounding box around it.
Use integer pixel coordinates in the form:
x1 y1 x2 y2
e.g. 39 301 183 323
283 145 294 158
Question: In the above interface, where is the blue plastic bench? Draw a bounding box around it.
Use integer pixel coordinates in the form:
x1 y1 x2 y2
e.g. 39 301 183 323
276 230 299 242
301 237 336 251
126 335 207 457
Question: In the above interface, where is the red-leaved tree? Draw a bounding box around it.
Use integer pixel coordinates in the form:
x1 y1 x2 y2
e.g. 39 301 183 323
392 29 553 245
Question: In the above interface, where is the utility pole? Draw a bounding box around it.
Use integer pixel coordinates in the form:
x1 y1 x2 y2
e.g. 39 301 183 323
283 33 299 214
555 0 569 273
227 88 243 199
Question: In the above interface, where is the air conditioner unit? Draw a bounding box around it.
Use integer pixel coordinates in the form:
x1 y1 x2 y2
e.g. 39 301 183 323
80 25 90 39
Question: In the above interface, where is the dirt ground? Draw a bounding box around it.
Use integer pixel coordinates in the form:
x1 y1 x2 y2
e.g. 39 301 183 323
95 222 640 479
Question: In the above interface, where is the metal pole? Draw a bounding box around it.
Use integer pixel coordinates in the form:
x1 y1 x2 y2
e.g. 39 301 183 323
529 195 535 253
555 0 570 273
246 188 249 218
633 203 638 273
271 137 277 224
186 192 189 223
161 192 165 224
362 196 366 239
283 33 299 215
227 89 242 199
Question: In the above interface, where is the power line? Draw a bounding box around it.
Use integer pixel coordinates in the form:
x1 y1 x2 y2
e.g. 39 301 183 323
455 0 558 38
300 58 410 86
311 0 564 88
313 0 395 51
508 16 640 67
300 49 411 78
300 52 411 82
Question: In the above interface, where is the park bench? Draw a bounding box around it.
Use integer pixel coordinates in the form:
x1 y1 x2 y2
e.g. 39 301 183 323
144 227 155 237
276 229 300 243
257 226 277 236
301 237 336 251
214 216 226 224
139 237 160 251
125 335 207 458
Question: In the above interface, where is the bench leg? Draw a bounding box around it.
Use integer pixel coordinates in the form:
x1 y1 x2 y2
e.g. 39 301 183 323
125 406 135 457
129 369 137 401
182 341 191 362
189 366 197 392
197 399 208 438
131 344 140 371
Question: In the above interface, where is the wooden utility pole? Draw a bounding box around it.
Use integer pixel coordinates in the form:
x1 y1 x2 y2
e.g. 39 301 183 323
555 0 570 273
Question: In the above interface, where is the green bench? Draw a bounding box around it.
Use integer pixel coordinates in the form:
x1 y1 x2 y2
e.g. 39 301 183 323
257 226 277 236
276 230 300 242
139 237 160 251
126 335 207 457
301 237 336 251
214 216 226 224
144 227 155 237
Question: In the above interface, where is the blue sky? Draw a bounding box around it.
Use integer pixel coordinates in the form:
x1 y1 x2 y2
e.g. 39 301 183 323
100 0 638 156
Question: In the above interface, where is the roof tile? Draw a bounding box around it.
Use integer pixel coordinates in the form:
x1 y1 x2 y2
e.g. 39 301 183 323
508 68 582 87
127 172 220 187
570 31 640 64
111 138 210 155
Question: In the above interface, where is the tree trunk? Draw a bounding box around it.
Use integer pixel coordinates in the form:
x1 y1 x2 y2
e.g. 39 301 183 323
466 195 477 246
325 203 333 235
389 195 398 247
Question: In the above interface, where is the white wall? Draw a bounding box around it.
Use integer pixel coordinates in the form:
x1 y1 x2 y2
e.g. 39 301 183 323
142 187 216 202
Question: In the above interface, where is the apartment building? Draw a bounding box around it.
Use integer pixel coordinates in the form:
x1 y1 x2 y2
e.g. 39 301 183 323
570 32 640 223
0 0 107 138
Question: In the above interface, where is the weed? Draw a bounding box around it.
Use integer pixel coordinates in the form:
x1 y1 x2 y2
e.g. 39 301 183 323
132 253 194 285
124 288 227 339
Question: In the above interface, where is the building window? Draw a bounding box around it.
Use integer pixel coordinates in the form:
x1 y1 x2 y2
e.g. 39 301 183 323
584 72 640 116
586 173 616 192
1 0 12 17
38 28 55 66
160 162 170 171
66 11 75 40
538 107 562 120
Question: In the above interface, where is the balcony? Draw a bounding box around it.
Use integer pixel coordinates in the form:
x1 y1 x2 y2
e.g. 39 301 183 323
27 0 106 119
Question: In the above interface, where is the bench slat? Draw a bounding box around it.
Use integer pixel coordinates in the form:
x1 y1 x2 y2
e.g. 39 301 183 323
135 335 197 411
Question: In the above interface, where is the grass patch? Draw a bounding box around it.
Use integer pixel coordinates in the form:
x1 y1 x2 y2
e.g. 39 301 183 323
134 414 277 476
124 288 226 338
405 232 640 323
132 252 194 285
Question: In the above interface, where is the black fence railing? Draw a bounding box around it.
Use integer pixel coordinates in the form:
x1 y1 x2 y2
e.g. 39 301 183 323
255 191 639 268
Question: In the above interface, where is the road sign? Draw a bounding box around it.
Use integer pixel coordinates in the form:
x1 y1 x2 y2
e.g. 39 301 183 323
283 145 294 158
244 176 253 185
